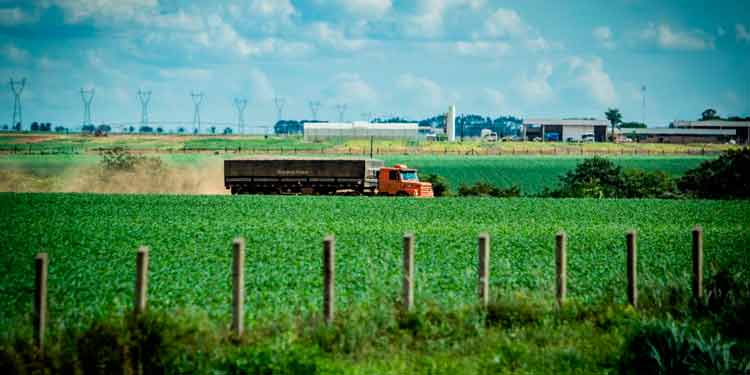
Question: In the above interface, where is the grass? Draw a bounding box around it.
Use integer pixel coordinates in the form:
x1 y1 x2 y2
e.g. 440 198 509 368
2 193 748 333
0 154 710 194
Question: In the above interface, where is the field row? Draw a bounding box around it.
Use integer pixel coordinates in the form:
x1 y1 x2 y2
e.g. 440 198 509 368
2 193 748 332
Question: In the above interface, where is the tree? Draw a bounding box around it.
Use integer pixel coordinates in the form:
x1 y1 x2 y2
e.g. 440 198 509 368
156 127 163 133
139 126 153 133
620 122 647 129
605 108 622 141
30 122 39 131
82 124 96 133
128 126 135 133
210 126 216 134
1 125 8 130
13 122 21 131
96 124 111 133
678 148 750 199
177 127 185 134
701 108 720 121
223 127 233 135
54 126 66 132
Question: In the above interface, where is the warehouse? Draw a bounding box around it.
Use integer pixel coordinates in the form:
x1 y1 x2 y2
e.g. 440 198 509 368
623 127 736 144
522 119 608 142
672 120 750 144
303 122 419 141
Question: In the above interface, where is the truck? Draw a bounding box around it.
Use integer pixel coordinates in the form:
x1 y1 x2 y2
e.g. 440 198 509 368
224 158 434 197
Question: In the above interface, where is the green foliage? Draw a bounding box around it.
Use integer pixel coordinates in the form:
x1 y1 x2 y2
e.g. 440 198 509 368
620 122 647 128
678 147 750 199
622 169 680 198
420 173 451 196
458 181 521 197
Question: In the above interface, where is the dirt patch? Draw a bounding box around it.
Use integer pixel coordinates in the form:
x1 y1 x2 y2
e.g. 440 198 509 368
8 135 58 144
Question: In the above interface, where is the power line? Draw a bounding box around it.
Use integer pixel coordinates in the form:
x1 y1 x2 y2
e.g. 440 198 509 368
137 89 151 127
335 103 347 122
10 77 25 130
309 100 321 121
234 97 247 134
191 91 204 133
273 96 285 122
81 88 95 127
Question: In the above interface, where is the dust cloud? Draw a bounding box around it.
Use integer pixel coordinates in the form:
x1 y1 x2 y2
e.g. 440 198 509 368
0 159 228 195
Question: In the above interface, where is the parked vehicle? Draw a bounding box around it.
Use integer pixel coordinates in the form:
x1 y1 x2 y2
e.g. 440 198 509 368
224 158 433 197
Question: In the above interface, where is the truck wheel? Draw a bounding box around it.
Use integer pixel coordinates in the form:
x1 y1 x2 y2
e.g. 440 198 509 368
396 191 409 197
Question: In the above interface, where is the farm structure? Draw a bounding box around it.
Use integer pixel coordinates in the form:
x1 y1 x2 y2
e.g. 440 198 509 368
623 127 736 144
522 119 608 142
303 122 419 141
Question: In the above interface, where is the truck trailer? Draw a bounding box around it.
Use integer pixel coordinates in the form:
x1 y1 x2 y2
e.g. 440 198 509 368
224 158 433 197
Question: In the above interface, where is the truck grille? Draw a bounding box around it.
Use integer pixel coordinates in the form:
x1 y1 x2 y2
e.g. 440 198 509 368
421 184 434 197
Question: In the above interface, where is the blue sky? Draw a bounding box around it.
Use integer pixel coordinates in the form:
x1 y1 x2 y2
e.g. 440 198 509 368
1 0 749 129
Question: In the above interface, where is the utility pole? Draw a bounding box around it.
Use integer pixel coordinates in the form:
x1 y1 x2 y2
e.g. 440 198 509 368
234 98 247 135
335 104 347 122
191 91 204 133
81 88 95 127
137 89 151 127
10 78 25 130
273 96 285 122
641 85 647 126
309 100 321 121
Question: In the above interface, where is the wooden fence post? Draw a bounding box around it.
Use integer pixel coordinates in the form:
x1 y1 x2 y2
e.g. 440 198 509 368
34 253 48 352
134 246 149 315
555 231 567 308
478 233 490 307
626 230 637 308
403 233 415 312
692 226 703 300
323 236 335 324
232 238 245 336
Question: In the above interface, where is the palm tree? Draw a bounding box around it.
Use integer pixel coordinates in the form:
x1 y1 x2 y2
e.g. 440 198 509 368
605 108 622 142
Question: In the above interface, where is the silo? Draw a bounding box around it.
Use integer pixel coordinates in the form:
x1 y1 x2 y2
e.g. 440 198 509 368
446 105 456 141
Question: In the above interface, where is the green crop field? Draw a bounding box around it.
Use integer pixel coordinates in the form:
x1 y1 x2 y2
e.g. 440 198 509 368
0 154 710 194
2 193 748 333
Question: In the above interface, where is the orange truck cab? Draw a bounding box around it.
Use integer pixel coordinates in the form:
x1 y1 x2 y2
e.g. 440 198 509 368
377 164 434 197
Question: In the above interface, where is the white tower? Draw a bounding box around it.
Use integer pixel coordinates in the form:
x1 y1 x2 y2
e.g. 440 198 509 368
446 105 456 142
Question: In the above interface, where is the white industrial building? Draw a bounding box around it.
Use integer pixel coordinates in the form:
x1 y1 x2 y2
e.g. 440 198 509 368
303 121 419 141
522 119 609 142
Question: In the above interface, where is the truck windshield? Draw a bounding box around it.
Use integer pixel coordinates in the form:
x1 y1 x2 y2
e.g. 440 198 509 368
400 171 419 181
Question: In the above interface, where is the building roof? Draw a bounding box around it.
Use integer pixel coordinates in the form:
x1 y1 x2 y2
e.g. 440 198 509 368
625 128 736 136
303 122 418 130
522 118 609 126
673 120 750 128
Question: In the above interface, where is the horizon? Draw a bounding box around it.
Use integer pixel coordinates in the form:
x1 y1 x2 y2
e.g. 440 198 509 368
2 0 750 129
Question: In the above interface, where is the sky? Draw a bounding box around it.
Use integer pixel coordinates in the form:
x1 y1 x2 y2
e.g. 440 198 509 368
1 0 750 130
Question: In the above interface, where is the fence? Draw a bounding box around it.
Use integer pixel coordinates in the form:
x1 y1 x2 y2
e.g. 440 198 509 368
30 226 706 351
0 144 726 156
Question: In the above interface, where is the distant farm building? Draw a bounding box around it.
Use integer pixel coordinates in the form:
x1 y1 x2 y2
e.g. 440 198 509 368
622 127 736 144
303 122 419 141
522 119 608 142
672 120 750 144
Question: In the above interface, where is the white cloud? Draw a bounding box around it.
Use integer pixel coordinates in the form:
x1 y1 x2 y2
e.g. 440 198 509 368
568 56 617 106
484 88 505 108
404 0 447 37
593 26 615 49
455 40 511 57
247 68 275 101
484 8 524 37
2 44 29 63
310 22 369 51
518 62 554 103
737 24 750 43
331 0 392 18
326 73 378 105
641 23 714 51
0 7 36 26
46 0 158 23
397 73 447 109
249 0 295 19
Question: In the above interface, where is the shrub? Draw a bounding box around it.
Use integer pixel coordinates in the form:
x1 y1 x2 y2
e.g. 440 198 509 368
458 182 521 197
421 173 451 196
678 148 750 199
551 157 625 198
622 169 679 198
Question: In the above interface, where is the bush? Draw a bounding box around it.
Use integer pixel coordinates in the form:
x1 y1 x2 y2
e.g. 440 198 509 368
678 148 750 199
100 147 163 173
458 181 521 197
622 169 680 198
421 173 451 196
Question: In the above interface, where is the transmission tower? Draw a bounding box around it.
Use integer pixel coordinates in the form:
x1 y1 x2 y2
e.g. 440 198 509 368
10 78 25 130
137 89 152 126
335 104 347 122
641 85 647 126
234 97 247 134
309 100 321 121
191 91 204 133
273 96 285 121
81 88 95 127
